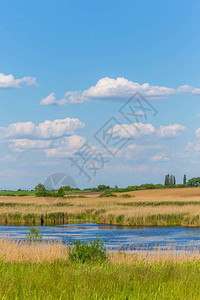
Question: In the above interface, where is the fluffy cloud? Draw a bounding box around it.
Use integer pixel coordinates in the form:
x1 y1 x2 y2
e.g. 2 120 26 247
40 77 177 106
107 123 156 139
157 124 186 138
177 85 200 95
44 135 87 158
0 73 36 88
107 123 185 143
0 118 85 139
40 93 68 106
9 135 87 157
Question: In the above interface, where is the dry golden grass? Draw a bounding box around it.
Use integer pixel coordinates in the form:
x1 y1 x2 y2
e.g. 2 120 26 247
1 187 200 226
1 238 200 264
109 247 200 264
0 239 68 263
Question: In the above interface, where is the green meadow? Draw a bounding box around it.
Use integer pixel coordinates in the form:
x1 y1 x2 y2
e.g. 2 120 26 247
0 260 199 299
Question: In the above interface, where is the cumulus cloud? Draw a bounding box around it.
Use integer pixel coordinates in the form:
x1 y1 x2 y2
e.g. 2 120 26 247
40 93 68 106
107 123 156 139
9 135 87 157
44 135 87 158
157 124 186 138
0 118 85 139
177 85 200 95
107 122 185 141
40 77 177 106
0 73 36 88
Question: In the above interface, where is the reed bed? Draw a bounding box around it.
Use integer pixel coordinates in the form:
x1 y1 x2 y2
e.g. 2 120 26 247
0 188 200 226
1 238 200 264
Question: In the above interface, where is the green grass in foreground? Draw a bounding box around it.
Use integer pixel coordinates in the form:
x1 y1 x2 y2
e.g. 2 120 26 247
0 261 200 299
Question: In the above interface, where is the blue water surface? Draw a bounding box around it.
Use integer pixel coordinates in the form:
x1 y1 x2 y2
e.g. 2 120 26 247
1 224 200 251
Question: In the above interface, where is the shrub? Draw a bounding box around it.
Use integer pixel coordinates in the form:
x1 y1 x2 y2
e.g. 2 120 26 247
25 226 42 243
68 238 106 263
121 194 134 198
98 191 117 197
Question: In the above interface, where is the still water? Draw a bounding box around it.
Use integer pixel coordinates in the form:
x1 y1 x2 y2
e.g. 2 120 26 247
1 223 200 251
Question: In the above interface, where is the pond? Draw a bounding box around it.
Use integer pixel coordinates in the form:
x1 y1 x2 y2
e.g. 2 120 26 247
1 223 200 251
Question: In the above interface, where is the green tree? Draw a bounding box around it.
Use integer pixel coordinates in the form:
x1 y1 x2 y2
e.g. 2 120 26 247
183 174 187 185
173 176 176 185
34 183 47 197
97 185 110 191
164 174 170 186
57 186 65 197
187 177 200 187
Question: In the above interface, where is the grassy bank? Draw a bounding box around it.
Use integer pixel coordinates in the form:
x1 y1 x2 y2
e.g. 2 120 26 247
0 240 200 299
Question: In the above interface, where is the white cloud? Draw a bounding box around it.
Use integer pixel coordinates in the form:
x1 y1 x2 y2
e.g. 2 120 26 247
107 123 185 141
107 123 156 139
0 73 36 88
81 77 176 101
9 139 52 152
40 93 68 106
157 124 186 138
177 85 200 95
37 118 84 139
0 118 85 139
9 134 87 157
44 135 87 158
40 77 177 106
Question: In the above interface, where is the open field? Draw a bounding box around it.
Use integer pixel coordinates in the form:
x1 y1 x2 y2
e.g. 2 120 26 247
1 187 200 226
0 239 200 299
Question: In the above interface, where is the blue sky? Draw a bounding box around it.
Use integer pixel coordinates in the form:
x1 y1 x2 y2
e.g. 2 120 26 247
0 0 200 189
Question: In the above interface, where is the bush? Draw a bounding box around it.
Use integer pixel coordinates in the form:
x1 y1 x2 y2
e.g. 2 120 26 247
25 226 42 243
68 238 106 263
98 191 117 197
121 194 134 198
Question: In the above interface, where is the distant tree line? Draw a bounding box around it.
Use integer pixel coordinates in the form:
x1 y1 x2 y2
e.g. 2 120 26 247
34 184 80 197
34 174 200 197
